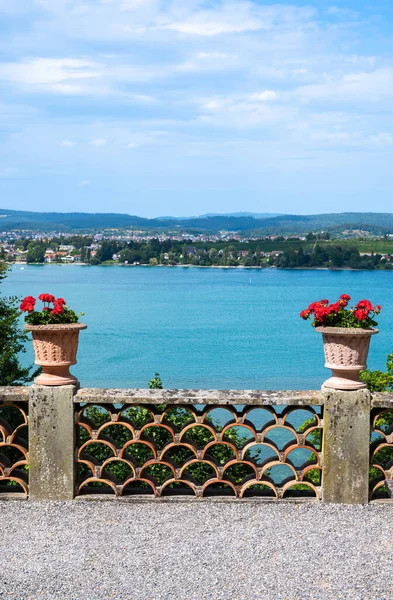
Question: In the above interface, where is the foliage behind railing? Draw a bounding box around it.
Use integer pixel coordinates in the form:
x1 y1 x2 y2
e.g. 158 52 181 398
76 402 323 499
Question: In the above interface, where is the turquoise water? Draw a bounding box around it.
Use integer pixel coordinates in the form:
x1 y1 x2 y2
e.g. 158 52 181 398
4 265 393 390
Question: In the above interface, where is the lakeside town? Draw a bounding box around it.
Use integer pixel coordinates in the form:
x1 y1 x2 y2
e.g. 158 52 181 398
2 230 393 270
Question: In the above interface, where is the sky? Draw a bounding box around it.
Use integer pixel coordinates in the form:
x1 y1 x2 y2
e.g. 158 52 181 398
1 0 393 218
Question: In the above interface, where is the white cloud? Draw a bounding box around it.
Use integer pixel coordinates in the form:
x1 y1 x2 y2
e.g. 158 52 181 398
327 6 358 19
126 93 156 103
0 57 117 97
0 166 18 177
309 131 351 144
295 69 393 104
123 129 168 148
203 99 223 110
371 133 393 147
0 57 158 99
78 179 91 187
177 51 238 72
250 90 277 102
60 140 76 147
196 52 233 60
29 0 316 43
198 93 294 128
91 138 107 146
199 91 283 126
160 2 315 37
0 58 100 85
0 0 34 14
162 11 262 36
47 83 93 95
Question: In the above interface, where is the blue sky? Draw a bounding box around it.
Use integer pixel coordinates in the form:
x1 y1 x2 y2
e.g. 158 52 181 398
1 0 393 217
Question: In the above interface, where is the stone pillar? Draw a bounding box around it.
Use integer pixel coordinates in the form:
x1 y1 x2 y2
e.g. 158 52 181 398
322 388 371 504
29 385 76 501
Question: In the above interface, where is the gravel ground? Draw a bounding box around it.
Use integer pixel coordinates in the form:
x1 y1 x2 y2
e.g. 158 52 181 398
1 500 392 600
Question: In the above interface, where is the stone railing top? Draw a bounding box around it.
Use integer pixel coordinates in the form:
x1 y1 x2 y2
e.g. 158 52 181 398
5 386 392 406
0 386 29 402
75 388 323 406
371 392 393 408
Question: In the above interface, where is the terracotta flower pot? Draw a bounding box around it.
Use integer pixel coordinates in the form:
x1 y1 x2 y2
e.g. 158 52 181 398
316 326 378 391
25 323 87 386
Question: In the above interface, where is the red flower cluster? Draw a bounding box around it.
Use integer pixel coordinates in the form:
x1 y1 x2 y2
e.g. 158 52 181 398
353 300 382 322
300 294 351 323
38 293 55 304
20 294 66 315
51 303 65 315
20 293 80 325
19 296 36 312
300 294 381 328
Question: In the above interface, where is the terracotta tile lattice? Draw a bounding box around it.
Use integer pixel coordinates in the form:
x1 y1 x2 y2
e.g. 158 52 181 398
0 403 29 496
76 404 323 498
370 407 393 500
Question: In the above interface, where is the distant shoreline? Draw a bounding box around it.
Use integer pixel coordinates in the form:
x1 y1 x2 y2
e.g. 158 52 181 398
11 261 386 272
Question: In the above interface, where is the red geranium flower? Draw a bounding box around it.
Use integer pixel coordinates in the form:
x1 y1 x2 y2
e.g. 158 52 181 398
355 299 373 312
354 308 369 321
314 305 329 322
328 302 341 314
339 294 350 307
300 309 311 319
20 296 36 312
38 293 56 304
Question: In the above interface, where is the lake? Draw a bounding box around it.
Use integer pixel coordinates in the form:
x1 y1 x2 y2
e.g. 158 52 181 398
4 265 393 390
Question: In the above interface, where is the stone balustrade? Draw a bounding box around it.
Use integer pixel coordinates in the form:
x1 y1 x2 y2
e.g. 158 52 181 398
0 386 392 504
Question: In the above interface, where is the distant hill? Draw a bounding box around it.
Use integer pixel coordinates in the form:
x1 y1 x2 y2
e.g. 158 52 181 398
0 209 153 231
0 209 287 232
1 208 393 235
242 213 393 235
159 212 282 220
200 212 282 219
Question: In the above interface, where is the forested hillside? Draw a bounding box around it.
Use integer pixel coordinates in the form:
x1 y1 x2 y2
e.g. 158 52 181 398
1 208 393 234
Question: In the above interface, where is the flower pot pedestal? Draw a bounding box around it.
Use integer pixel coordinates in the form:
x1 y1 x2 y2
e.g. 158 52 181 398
32 365 79 386
316 327 378 391
25 323 87 386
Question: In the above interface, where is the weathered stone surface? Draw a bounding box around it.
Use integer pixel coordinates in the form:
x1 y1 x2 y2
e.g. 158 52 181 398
76 388 323 406
322 387 371 505
385 480 393 498
0 386 29 403
371 392 393 408
29 385 76 501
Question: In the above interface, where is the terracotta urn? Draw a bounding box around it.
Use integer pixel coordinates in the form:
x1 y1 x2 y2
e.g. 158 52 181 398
25 323 87 386
316 326 378 391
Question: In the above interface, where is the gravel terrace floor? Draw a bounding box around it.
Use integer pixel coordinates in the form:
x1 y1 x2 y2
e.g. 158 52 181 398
1 500 393 600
